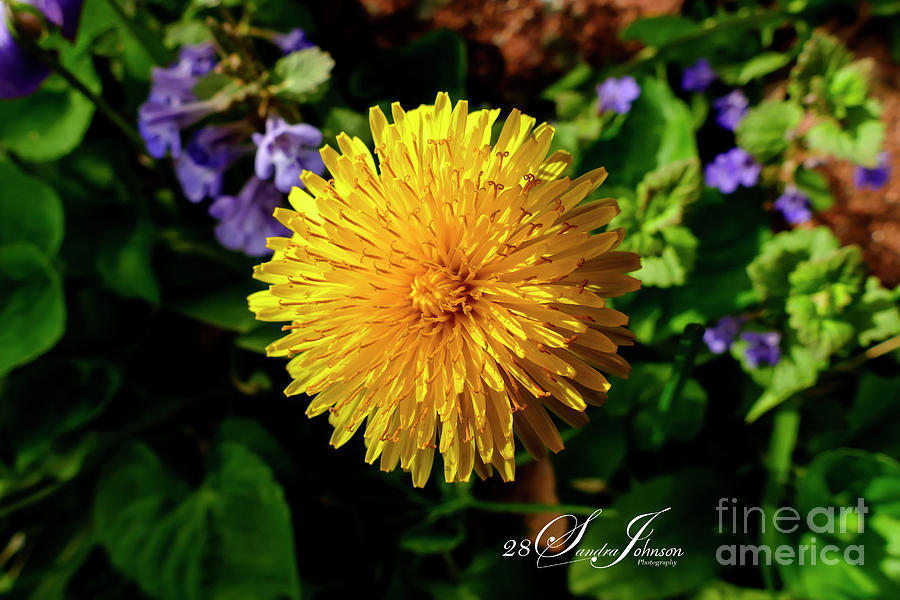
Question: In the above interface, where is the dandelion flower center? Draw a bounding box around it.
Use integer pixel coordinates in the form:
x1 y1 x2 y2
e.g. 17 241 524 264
409 266 475 319
249 92 641 487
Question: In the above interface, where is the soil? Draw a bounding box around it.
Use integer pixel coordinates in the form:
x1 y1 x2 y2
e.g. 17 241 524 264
813 26 900 288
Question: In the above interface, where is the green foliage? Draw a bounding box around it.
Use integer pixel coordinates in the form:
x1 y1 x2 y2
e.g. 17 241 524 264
568 469 720 599
272 47 335 103
803 102 886 166
0 43 99 162
717 51 794 85
580 77 697 194
0 243 65 377
735 100 803 161
782 450 900 599
788 31 853 103
2 2 899 599
614 159 701 288
620 16 699 46
94 439 301 600
743 228 900 419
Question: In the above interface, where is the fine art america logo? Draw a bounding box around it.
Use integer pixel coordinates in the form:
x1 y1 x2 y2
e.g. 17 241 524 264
503 498 869 570
502 508 684 569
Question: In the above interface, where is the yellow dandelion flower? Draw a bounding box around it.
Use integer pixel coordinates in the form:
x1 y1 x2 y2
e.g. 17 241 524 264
249 92 641 487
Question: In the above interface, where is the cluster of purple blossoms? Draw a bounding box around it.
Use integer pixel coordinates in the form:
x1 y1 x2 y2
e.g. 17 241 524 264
175 126 248 203
138 43 221 159
741 332 782 367
774 186 812 225
209 177 291 256
704 147 760 194
137 30 327 256
682 58 716 92
703 317 742 354
713 90 749 131
596 76 641 114
0 0 84 99
252 116 325 193
853 152 891 190
704 317 782 367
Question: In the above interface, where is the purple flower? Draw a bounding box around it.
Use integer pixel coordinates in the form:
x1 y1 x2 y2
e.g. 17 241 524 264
177 42 217 76
596 76 641 114
272 28 314 55
853 152 891 190
138 98 219 159
26 0 84 40
175 127 246 203
252 116 325 193
703 316 742 354
682 58 715 92
209 177 291 256
0 0 85 99
713 90 749 131
0 15 50 99
704 148 760 194
774 186 812 225
137 43 219 158
742 331 781 368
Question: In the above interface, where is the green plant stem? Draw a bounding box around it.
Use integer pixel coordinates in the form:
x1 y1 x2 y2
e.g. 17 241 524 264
760 402 800 592
13 33 146 152
833 333 900 372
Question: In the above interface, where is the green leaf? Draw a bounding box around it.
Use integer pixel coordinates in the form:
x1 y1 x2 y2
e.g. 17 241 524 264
793 167 833 211
1 358 119 472
847 277 900 347
568 468 719 599
718 51 794 86
0 43 100 162
0 161 64 256
0 243 65 376
541 62 594 100
788 32 852 103
735 100 803 161
827 62 870 117
323 106 373 147
603 363 707 450
215 418 291 480
620 16 699 46
272 47 335 103
783 450 900 600
747 227 840 301
615 158 701 288
170 280 260 333
94 441 301 600
786 245 865 358
578 77 697 190
636 226 699 288
692 580 791 600
193 72 235 101
94 217 160 304
738 342 821 422
804 103 886 166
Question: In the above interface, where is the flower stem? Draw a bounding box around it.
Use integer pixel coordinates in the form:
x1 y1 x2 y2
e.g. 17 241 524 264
760 402 800 591
13 33 147 152
834 333 900 372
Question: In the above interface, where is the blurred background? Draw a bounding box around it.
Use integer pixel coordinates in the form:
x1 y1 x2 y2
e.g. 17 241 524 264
1 0 900 598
